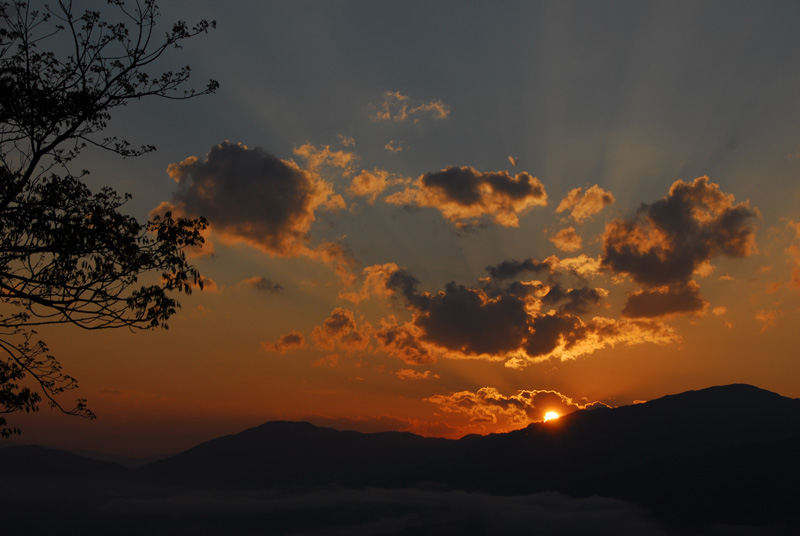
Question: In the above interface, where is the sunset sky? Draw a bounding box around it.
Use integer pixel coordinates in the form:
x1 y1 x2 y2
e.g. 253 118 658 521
11 0 800 457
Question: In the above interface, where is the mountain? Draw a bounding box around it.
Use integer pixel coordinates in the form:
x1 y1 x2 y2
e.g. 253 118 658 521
0 444 130 480
137 384 800 527
3 384 799 532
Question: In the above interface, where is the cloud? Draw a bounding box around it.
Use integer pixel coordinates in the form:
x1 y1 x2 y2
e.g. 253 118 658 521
261 331 305 353
239 276 283 293
602 177 757 287
162 142 344 258
621 281 708 318
384 140 406 153
395 369 439 381
336 134 355 147
602 177 757 317
508 156 519 168
549 227 583 252
347 168 408 204
149 200 215 258
546 254 603 278
507 315 679 368
382 274 530 358
339 262 403 303
755 309 780 333
485 258 552 280
373 316 436 365
371 90 450 123
540 284 608 315
376 264 672 367
186 275 219 293
426 387 609 426
312 308 371 351
557 185 615 223
292 143 357 177
386 166 547 228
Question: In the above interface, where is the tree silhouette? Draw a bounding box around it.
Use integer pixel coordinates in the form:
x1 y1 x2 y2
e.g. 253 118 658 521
0 0 217 436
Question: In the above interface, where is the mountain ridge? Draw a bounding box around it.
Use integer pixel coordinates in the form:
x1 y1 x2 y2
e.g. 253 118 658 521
3 383 799 529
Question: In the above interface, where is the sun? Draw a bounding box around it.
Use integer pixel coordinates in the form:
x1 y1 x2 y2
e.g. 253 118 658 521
543 411 560 422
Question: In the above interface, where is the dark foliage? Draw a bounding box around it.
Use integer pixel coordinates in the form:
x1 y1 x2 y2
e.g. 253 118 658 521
0 0 216 436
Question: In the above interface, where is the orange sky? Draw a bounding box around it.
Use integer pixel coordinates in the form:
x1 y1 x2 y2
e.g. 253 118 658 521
7 0 800 457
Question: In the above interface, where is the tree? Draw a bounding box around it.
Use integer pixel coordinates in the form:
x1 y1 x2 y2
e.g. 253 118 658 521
0 0 217 437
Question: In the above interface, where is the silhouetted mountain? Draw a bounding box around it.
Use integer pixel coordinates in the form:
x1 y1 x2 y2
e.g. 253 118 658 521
0 444 130 480
4 384 799 533
140 421 454 489
137 384 800 528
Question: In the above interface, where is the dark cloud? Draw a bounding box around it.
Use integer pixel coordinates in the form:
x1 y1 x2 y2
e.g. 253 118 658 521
524 313 586 358
162 141 345 258
602 177 757 318
386 166 547 228
377 265 670 366
485 258 552 280
399 282 529 357
622 282 708 318
602 177 757 287
541 284 607 315
385 268 430 310
261 331 305 354
241 276 283 293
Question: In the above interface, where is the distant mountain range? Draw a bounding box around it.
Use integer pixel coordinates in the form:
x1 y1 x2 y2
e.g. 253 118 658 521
3 384 799 534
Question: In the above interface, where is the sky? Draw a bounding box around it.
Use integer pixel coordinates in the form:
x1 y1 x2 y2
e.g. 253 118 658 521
9 0 800 457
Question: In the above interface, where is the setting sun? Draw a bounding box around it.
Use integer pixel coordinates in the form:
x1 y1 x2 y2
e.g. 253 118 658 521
544 412 560 422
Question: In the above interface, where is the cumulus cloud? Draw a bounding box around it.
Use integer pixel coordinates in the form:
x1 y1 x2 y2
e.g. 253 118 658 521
371 90 450 123
426 387 608 426
261 331 305 353
373 316 436 365
602 177 757 317
339 263 403 303
413 283 530 357
485 258 552 280
240 276 283 293
347 168 408 204
621 282 708 318
386 166 547 228
312 308 371 352
603 177 757 287
162 142 347 261
395 369 439 380
550 227 583 252
372 263 674 367
293 143 357 177
557 185 615 223
505 315 678 368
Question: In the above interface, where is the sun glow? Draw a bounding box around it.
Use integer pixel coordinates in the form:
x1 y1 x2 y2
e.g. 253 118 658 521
544 411 560 422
